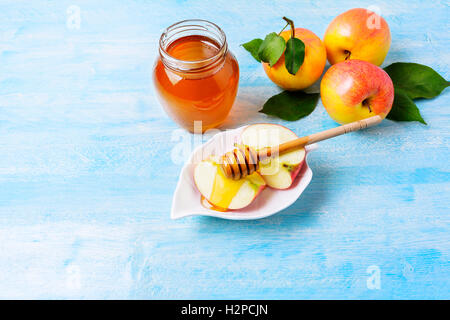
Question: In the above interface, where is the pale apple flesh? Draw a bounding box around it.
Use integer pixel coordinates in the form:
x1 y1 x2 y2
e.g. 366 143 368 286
324 8 391 66
194 160 266 210
320 59 394 124
263 28 327 91
241 124 306 189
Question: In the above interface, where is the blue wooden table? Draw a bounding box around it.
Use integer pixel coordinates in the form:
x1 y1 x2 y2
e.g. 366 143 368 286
0 0 448 299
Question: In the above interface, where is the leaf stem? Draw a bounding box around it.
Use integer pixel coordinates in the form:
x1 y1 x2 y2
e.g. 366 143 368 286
278 22 289 35
282 17 295 38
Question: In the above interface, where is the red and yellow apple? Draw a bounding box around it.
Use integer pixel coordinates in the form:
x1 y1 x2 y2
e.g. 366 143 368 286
320 59 394 124
194 160 266 210
324 8 391 66
263 28 327 91
241 124 305 189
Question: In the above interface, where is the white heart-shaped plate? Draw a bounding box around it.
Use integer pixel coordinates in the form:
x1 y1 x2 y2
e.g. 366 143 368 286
171 126 317 220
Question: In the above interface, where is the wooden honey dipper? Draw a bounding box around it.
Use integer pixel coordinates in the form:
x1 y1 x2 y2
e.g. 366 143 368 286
221 115 383 180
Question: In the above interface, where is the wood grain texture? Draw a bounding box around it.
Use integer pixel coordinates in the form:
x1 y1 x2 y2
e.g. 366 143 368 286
0 0 449 299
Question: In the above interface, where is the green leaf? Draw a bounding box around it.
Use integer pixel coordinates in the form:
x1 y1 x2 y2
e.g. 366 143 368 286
260 91 319 121
386 88 427 124
284 37 305 75
257 32 286 67
384 62 449 99
242 38 263 62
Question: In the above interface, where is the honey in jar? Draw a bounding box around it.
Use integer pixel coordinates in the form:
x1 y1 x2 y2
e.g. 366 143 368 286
153 20 239 132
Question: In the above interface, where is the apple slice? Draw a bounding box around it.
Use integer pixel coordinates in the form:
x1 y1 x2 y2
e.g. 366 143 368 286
194 159 266 210
241 124 305 189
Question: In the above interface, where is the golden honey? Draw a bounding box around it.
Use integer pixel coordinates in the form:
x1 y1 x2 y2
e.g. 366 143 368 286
208 162 246 210
153 20 239 132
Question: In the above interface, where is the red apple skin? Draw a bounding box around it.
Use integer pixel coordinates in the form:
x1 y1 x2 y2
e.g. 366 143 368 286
320 59 394 124
324 8 391 66
289 161 304 185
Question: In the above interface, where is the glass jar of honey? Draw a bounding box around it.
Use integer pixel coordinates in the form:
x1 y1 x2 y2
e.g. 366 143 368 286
153 20 239 133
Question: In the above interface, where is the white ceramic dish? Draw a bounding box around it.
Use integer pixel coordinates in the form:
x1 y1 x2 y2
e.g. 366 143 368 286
171 126 316 220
